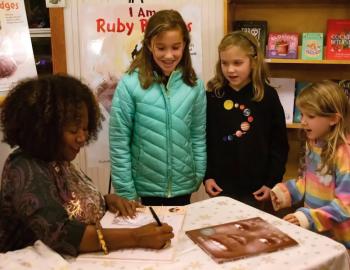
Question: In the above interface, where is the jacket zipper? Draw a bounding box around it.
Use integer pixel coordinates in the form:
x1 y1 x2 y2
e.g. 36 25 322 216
164 73 174 198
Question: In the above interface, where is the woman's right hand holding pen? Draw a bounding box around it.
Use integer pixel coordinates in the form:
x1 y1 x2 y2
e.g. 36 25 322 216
133 223 174 249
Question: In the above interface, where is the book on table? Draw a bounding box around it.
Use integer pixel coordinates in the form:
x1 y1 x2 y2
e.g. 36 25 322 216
77 206 186 262
185 217 298 264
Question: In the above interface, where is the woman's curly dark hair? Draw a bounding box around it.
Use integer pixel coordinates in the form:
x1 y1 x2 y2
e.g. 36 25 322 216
0 74 102 161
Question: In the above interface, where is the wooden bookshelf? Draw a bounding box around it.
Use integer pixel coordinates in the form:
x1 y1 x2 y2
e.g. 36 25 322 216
287 123 302 129
226 0 350 180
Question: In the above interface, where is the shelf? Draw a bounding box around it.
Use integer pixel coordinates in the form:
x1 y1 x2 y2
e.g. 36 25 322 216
287 123 302 129
29 28 51 38
265 46 350 64
265 59 350 64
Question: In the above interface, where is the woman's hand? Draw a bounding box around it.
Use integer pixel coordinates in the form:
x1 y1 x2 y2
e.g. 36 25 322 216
104 194 141 218
133 223 174 249
283 214 300 226
253 185 271 201
204 179 223 197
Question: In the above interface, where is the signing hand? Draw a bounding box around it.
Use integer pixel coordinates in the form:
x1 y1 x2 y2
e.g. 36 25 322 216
204 179 223 197
134 223 174 249
253 185 271 201
283 214 300 226
104 194 141 218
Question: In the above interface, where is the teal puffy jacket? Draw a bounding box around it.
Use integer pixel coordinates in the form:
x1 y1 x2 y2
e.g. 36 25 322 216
109 70 207 200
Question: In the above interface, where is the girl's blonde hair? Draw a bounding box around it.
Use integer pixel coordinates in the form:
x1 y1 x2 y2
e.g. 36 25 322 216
128 9 197 89
207 31 269 101
296 80 350 175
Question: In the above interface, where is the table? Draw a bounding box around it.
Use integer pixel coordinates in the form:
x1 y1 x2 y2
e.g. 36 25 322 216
68 196 350 270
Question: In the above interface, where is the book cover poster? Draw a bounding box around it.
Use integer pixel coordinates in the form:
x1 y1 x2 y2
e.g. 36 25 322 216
269 77 296 124
233 20 267 54
0 0 37 95
326 19 350 60
301 33 323 60
186 217 298 264
78 0 203 170
266 33 298 59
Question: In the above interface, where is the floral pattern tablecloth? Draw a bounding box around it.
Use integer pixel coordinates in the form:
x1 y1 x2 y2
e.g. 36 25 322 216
1 196 348 270
69 196 350 270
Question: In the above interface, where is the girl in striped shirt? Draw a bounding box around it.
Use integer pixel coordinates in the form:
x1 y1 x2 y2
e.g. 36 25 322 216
269 80 350 247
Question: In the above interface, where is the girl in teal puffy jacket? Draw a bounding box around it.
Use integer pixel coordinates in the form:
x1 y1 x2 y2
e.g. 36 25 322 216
109 10 206 206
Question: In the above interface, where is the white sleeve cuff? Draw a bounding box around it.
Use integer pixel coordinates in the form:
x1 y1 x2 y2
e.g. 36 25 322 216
271 185 291 211
294 211 310 229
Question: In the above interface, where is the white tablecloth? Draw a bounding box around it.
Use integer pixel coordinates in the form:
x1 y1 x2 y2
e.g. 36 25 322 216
68 196 350 270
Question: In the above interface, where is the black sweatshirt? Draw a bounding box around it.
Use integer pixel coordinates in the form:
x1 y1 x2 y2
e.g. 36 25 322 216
205 82 289 196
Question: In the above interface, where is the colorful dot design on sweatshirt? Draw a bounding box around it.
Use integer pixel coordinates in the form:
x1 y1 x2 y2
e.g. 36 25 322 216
223 99 254 141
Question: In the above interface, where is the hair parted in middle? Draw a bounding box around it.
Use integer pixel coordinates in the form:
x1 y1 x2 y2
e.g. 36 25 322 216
207 31 269 101
296 80 350 175
127 9 197 89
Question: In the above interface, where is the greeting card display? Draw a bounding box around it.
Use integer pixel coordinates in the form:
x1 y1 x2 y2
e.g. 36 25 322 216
233 20 267 54
266 33 298 59
301 33 324 60
326 19 350 60
186 217 298 264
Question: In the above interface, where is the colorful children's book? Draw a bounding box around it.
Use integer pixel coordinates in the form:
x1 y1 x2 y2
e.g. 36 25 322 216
233 20 268 54
301 33 324 60
326 19 350 60
186 217 298 264
269 77 296 124
266 33 299 59
293 81 310 123
77 206 186 262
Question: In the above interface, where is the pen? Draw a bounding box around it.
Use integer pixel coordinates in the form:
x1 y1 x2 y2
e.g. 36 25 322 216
149 206 162 226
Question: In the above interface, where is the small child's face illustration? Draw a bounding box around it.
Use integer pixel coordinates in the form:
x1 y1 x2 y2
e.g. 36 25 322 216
220 45 252 91
299 108 338 140
149 29 185 76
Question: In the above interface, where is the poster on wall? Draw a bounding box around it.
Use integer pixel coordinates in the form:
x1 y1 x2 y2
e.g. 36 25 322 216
0 0 37 96
0 0 37 180
78 0 203 170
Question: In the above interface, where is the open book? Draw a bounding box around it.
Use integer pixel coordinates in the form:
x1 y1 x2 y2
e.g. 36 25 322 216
186 217 298 264
77 206 185 262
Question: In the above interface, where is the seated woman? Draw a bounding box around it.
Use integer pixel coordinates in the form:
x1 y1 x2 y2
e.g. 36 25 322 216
0 74 174 256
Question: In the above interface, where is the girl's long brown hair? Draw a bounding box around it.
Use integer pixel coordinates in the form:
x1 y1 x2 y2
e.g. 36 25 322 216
128 9 197 89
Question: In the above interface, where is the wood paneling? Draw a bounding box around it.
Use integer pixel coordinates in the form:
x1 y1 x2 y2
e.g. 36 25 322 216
49 8 67 74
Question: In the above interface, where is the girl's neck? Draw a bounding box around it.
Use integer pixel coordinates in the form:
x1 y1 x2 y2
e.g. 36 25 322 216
229 79 251 92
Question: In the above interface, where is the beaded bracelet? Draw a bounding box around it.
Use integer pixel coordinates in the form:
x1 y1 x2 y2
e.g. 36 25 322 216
95 220 109 255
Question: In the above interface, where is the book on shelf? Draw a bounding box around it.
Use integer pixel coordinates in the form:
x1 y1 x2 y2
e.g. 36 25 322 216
326 19 350 60
185 217 298 264
77 206 186 262
301 33 324 60
339 80 350 101
269 77 296 124
233 20 267 54
266 33 299 59
293 81 310 123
